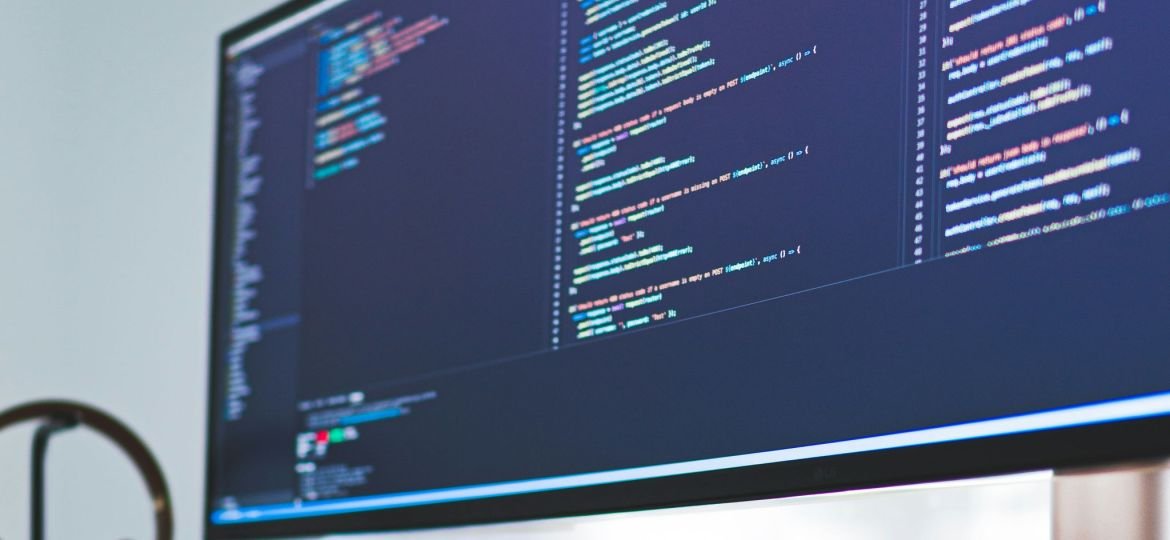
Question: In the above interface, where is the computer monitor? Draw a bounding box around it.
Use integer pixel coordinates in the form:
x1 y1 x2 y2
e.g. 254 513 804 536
207 1 1170 537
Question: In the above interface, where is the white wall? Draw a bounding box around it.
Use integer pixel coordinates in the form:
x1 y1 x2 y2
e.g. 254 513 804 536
0 1 280 538
0 2 1052 539
339 475 1050 540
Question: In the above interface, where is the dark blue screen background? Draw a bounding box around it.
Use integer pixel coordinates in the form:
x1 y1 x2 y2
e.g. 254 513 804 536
210 0 1170 523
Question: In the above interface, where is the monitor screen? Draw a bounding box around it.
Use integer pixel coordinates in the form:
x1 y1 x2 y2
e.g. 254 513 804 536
208 0 1170 537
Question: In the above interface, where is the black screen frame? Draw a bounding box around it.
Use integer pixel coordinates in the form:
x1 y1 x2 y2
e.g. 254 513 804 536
205 1 1170 538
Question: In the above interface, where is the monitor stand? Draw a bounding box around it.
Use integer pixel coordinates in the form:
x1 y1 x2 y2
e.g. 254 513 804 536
1055 460 1170 540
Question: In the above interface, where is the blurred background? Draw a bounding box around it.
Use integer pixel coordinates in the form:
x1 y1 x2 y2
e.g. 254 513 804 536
0 1 279 537
0 1 1049 538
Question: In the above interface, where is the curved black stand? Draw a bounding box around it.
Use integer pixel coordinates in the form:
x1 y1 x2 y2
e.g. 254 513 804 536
0 401 173 540
30 412 79 540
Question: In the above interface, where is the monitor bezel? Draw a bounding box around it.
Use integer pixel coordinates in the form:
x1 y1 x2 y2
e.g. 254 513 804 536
205 1 1170 538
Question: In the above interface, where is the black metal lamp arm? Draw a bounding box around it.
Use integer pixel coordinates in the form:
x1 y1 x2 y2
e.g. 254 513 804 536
0 401 173 540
